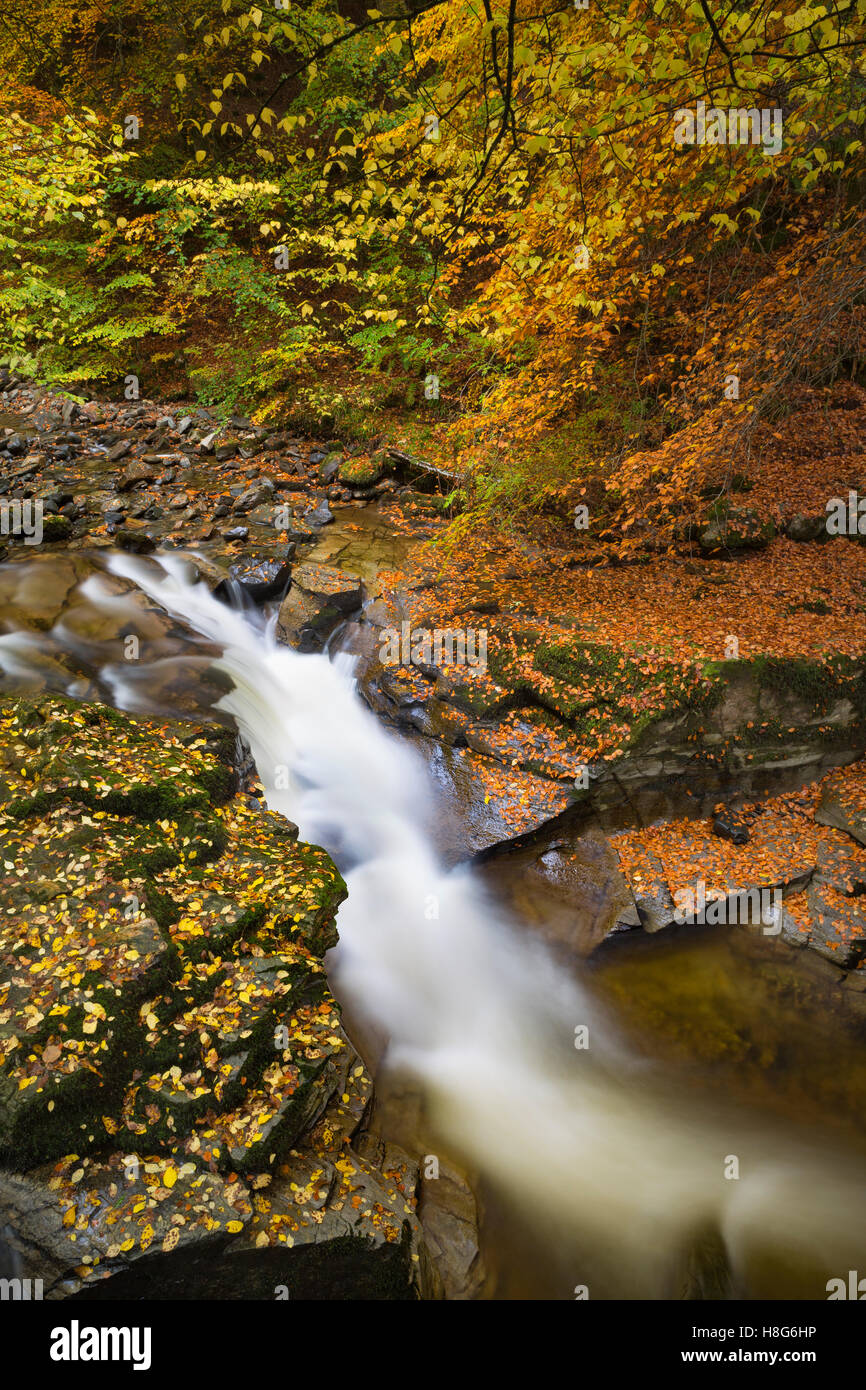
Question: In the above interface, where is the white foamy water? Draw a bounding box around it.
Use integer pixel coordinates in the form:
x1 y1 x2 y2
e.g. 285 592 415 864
3 551 866 1297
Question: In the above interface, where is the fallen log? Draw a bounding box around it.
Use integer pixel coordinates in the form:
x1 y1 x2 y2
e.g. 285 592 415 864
386 449 463 490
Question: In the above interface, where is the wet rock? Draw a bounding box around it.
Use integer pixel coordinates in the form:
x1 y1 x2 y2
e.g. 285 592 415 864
277 563 363 650
305 500 334 528
114 528 156 554
416 1157 485 1300
119 460 157 490
479 825 640 955
712 806 750 845
805 878 866 967
39 514 74 543
233 482 275 515
40 488 75 511
319 451 342 483
630 851 678 933
213 560 292 610
215 438 240 463
106 439 131 462
223 526 249 542
815 770 866 846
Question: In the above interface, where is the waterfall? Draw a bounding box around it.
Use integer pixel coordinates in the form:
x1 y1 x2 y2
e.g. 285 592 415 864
2 550 865 1298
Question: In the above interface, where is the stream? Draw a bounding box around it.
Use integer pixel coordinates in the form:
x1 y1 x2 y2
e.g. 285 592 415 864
2 549 866 1300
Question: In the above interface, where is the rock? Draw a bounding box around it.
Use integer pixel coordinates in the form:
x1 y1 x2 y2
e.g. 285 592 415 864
805 878 866 967
199 431 220 453
815 837 866 895
177 417 193 435
106 439 131 462
229 558 291 588
711 806 750 845
39 514 73 543
215 438 240 463
114 528 156 553
119 460 157 490
280 513 317 544
277 563 363 650
479 826 640 955
0 696 427 1300
699 508 775 552
40 488 74 510
319 451 342 483
232 482 275 515
339 454 390 489
416 1156 485 1299
785 513 827 542
291 561 363 614
304 500 334 528
213 560 292 610
815 768 866 846
2 434 26 456
223 526 249 542
630 850 678 933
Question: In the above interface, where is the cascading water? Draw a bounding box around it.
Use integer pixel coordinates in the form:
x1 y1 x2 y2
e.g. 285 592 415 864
3 550 865 1298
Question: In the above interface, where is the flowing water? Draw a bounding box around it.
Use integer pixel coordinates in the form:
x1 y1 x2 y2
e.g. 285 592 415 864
2 551 866 1299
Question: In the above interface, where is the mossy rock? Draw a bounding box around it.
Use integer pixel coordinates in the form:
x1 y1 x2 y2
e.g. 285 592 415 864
0 695 347 1171
699 508 775 552
339 452 390 489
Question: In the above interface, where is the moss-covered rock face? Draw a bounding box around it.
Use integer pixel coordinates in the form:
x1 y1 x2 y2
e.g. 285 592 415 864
0 696 426 1298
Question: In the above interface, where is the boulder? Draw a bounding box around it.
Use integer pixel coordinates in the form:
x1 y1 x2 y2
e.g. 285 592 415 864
785 513 827 542
699 508 775 553
119 460 157 490
277 562 363 650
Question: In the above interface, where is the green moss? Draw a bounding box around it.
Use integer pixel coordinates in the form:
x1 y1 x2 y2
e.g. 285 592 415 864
339 453 388 487
750 654 866 715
